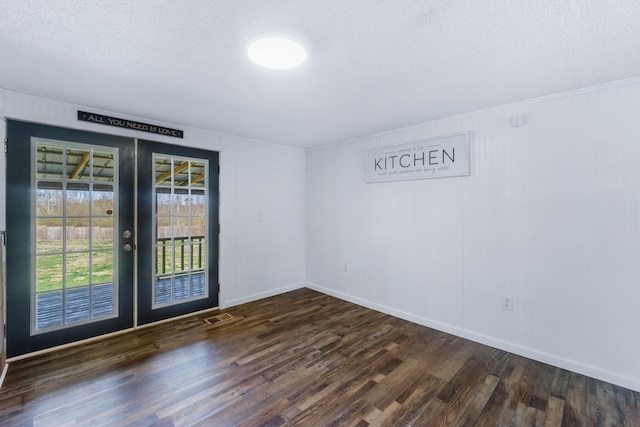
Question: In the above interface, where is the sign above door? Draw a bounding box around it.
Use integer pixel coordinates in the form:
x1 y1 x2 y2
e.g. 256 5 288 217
78 111 183 139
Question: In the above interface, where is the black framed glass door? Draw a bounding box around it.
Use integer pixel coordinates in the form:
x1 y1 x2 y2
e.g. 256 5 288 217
5 123 220 358
136 139 219 325
5 120 135 357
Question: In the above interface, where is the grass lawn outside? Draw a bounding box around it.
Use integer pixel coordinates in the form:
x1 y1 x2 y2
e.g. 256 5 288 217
36 240 113 292
36 238 205 292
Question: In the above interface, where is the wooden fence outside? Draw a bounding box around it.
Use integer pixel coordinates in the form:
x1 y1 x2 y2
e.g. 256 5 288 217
37 226 205 240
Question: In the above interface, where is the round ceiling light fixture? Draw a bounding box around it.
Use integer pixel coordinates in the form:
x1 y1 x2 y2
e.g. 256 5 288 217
247 34 306 69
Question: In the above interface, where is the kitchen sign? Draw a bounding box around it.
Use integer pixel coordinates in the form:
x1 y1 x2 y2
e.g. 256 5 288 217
366 133 470 183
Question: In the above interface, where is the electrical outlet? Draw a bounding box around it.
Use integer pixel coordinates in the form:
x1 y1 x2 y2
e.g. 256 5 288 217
501 295 514 311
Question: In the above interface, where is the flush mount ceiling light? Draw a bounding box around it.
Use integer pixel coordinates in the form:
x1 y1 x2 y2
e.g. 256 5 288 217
247 34 306 69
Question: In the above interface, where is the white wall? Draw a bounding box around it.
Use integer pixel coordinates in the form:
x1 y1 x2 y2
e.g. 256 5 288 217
0 89 306 311
306 77 640 392
220 135 306 306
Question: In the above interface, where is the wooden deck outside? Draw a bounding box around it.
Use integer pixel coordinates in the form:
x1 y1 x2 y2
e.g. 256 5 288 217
2 288 639 426
36 273 206 329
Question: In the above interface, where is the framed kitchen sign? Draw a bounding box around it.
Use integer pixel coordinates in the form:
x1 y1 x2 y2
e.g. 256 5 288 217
366 132 470 183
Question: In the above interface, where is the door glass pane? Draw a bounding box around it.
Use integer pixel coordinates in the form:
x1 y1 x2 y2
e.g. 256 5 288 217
152 154 208 308
92 249 114 285
66 148 91 181
66 218 90 252
93 218 114 250
65 287 91 323
36 293 63 329
66 183 90 216
32 140 118 333
191 215 205 237
199 243 207 271
93 184 114 215
36 144 64 180
190 190 205 214
155 157 172 186
190 161 206 188
192 237 205 271
93 150 115 182
36 181 63 216
173 160 189 186
173 189 189 215
190 274 206 297
157 189 172 216
37 218 63 254
37 256 63 292
92 283 115 318
66 251 90 287
172 216 189 238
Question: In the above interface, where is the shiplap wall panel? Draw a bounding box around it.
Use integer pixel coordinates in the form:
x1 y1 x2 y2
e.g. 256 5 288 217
306 78 640 392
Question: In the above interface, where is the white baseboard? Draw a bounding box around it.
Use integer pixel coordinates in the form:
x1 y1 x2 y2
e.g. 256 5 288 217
221 282 306 309
305 282 640 393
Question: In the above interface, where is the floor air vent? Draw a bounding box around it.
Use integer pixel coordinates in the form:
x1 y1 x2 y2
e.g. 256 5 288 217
203 313 234 324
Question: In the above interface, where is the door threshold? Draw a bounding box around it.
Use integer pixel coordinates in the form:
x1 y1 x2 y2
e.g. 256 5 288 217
7 306 221 363
6 327 135 363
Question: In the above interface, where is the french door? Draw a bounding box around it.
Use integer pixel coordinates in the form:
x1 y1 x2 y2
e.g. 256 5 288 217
5 120 218 358
136 139 219 325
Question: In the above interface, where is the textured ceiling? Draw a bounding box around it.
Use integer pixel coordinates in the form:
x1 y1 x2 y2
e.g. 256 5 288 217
1 1 639 147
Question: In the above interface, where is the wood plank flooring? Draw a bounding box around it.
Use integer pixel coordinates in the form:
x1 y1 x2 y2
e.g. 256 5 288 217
1 288 638 426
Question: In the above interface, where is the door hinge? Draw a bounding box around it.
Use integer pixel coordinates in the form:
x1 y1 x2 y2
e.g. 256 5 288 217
4 138 7 153
218 164 220 175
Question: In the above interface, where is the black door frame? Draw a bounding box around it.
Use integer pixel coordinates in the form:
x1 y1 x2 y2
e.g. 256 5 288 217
5 120 135 357
136 139 219 325
4 121 219 358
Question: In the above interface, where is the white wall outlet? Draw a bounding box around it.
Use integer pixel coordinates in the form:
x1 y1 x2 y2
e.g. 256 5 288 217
501 295 514 311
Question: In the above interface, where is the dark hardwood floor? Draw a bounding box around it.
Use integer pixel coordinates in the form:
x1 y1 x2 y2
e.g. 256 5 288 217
1 288 638 426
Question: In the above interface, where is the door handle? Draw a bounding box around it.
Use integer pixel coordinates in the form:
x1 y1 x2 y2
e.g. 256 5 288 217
122 230 132 239
123 243 133 252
